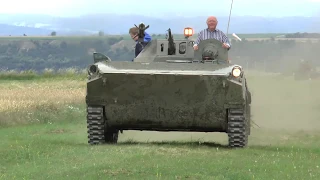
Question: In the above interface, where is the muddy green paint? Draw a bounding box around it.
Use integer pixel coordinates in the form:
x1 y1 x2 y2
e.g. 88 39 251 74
86 27 251 133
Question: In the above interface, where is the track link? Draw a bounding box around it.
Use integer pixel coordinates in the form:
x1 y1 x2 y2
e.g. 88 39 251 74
87 106 118 145
227 108 249 148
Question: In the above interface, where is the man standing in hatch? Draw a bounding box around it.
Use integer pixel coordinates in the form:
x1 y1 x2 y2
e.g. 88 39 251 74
129 27 152 59
193 16 231 51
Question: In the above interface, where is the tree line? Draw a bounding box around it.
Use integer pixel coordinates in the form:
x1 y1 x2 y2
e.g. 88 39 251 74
0 37 319 73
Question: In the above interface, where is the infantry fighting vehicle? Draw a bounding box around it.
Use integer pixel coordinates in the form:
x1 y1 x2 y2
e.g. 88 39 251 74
86 23 252 148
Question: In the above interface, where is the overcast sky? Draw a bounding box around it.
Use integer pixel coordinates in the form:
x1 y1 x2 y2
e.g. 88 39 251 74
1 0 319 17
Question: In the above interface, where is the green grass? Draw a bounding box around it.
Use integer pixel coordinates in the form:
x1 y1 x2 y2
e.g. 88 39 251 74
1 71 320 179
0 68 87 81
1 123 319 179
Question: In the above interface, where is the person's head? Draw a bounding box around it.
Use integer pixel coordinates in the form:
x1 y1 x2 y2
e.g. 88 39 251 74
206 16 218 31
129 27 139 41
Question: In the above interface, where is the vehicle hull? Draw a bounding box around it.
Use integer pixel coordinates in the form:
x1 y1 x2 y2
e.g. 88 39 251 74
86 67 245 132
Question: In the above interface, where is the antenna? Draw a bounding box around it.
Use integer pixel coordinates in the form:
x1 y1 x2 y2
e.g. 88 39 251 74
226 0 234 36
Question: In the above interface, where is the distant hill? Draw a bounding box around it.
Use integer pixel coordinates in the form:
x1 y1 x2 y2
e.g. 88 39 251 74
0 14 319 35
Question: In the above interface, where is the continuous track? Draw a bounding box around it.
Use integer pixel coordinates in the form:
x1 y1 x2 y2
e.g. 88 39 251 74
87 106 118 145
87 106 249 148
227 108 249 148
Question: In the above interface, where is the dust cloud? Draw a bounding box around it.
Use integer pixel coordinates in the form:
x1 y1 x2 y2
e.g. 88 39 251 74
249 74 320 130
118 50 320 144
118 73 320 145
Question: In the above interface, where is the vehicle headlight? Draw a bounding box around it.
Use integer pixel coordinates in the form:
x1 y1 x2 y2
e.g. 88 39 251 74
88 64 99 75
231 66 242 77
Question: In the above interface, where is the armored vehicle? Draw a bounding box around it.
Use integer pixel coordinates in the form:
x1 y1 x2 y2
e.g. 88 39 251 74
86 23 252 148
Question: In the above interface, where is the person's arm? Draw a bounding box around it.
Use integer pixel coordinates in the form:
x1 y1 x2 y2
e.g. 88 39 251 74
143 32 152 42
221 31 231 49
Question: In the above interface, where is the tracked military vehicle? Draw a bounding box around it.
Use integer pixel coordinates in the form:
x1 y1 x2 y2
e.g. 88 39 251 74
86 23 252 148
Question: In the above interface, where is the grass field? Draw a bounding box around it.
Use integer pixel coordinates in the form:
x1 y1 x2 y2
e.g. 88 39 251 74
1 70 320 179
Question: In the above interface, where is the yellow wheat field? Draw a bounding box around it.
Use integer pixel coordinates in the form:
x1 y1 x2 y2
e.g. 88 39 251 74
0 80 86 113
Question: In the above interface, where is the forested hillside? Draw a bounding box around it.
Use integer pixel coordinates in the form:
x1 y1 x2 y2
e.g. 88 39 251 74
0 36 319 73
0 36 134 71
